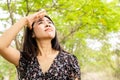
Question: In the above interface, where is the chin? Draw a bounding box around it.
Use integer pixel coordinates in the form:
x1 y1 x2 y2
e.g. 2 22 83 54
44 36 54 40
49 36 55 39
48 34 55 39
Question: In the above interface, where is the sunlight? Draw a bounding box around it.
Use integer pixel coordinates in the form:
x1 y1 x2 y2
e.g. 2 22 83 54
106 0 113 3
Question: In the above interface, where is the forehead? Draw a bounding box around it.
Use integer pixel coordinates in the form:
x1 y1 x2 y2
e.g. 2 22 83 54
32 16 53 27
40 16 51 21
36 16 53 24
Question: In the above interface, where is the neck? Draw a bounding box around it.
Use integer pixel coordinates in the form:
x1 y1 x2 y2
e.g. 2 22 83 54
36 39 53 56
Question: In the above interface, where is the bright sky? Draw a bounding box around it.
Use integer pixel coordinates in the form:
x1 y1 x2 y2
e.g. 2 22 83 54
86 39 103 51
0 9 10 32
107 32 120 51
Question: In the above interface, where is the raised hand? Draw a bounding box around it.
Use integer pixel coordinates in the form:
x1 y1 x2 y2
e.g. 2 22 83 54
26 9 46 29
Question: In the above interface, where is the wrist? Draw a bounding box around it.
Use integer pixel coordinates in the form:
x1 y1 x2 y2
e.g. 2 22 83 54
24 17 29 25
20 17 28 26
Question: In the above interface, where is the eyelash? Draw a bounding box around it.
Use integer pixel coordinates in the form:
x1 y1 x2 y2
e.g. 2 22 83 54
48 21 52 24
38 21 52 24
38 21 43 24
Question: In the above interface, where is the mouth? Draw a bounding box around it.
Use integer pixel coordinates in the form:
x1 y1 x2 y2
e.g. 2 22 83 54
45 28 53 32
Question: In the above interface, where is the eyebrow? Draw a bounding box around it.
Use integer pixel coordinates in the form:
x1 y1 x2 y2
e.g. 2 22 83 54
37 19 52 23
37 19 43 22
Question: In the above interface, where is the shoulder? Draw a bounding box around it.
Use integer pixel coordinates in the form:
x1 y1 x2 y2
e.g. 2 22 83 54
17 51 33 68
60 51 81 79
19 51 33 61
17 52 28 68
59 51 78 63
17 51 34 71
60 51 77 59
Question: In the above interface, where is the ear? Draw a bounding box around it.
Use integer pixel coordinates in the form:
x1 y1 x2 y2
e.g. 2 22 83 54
32 32 35 38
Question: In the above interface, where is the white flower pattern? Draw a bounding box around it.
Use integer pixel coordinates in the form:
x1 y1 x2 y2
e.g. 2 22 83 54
17 51 81 80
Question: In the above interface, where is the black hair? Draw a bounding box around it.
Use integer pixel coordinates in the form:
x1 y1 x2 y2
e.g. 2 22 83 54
22 15 66 60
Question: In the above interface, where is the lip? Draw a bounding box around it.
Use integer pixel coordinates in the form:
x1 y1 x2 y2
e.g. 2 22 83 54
45 28 53 32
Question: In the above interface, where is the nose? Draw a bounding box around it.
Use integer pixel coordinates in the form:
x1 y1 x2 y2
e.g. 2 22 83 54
45 23 50 27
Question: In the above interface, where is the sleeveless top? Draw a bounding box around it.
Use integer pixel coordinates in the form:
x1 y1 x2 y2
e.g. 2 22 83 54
16 51 81 80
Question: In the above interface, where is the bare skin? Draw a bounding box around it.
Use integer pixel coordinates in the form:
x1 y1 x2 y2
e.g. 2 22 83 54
0 10 79 80
0 10 46 66
32 16 59 73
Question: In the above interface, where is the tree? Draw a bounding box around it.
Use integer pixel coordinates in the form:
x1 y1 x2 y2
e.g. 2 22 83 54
0 0 120 79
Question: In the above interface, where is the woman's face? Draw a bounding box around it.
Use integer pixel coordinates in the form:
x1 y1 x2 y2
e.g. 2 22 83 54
32 17 55 40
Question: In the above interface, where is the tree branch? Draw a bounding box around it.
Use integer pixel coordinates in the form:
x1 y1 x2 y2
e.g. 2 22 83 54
60 23 87 43
25 0 30 16
7 0 21 50
7 0 14 25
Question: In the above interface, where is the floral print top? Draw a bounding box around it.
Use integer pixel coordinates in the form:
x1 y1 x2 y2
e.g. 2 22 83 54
17 51 81 80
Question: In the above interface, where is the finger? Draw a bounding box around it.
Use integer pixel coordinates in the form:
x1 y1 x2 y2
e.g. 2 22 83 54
34 11 46 22
28 10 47 29
38 10 47 16
28 22 32 30
39 9 46 14
40 9 46 12
38 12 47 19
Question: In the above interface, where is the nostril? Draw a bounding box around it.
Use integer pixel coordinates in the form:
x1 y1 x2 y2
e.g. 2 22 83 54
45 24 50 27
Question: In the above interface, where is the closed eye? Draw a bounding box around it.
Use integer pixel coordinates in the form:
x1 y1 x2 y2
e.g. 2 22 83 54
38 21 43 24
48 21 52 24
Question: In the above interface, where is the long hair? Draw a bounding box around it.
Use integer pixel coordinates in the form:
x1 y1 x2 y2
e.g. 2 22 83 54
22 15 65 60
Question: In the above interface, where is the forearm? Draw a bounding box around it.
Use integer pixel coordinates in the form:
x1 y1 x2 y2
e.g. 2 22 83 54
0 17 28 49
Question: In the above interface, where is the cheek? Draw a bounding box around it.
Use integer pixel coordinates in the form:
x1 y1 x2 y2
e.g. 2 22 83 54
53 29 56 38
33 27 42 37
34 25 44 32
51 25 55 31
52 27 56 34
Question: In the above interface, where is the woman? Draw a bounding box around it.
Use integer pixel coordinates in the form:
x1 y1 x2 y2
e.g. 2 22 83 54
0 10 80 80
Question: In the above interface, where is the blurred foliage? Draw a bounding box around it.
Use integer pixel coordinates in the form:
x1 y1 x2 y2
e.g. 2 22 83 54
0 57 16 80
0 0 120 79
